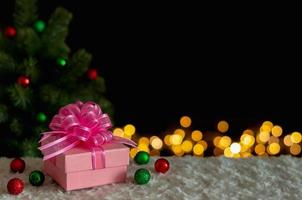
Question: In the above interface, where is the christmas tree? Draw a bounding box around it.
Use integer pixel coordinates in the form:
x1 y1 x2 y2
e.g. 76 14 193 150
0 0 113 157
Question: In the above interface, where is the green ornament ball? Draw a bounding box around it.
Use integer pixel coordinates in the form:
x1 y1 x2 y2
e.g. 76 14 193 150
134 168 151 185
134 151 150 165
37 112 47 123
56 57 67 67
34 20 46 32
29 170 45 186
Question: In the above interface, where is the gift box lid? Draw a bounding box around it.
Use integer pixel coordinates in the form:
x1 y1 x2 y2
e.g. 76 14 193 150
53 143 129 173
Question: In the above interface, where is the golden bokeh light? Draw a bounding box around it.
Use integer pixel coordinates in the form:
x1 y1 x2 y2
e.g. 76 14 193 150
180 116 192 128
262 121 274 130
255 144 265 155
268 136 279 144
224 147 233 158
241 152 252 158
113 128 124 137
243 129 254 136
151 137 163 150
138 143 149 153
230 142 241 154
138 137 150 146
219 136 232 149
198 140 208 150
213 136 222 146
181 140 193 153
291 132 302 143
174 129 185 138
124 124 136 136
283 135 293 146
271 125 283 137
259 131 270 143
172 145 183 154
129 148 139 159
193 144 204 155
240 134 255 147
290 144 301 155
191 130 203 142
217 120 229 133
267 143 280 155
164 134 171 146
170 134 183 145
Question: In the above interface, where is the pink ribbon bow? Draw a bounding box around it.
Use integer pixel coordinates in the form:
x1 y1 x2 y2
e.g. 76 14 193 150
39 101 136 168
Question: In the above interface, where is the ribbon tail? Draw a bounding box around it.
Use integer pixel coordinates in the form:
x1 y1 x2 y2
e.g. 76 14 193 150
112 136 137 147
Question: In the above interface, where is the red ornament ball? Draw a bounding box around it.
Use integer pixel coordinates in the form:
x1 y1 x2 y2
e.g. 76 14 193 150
10 158 26 173
87 69 98 80
7 178 24 195
17 75 30 87
154 158 170 173
4 26 17 38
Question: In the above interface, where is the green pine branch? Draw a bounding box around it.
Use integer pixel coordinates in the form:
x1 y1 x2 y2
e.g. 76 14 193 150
10 118 24 136
14 0 38 28
41 7 72 58
16 28 40 55
0 51 17 73
7 85 32 109
24 57 39 82
0 104 8 123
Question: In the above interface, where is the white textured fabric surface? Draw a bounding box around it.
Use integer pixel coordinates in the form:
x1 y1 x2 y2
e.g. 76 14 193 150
1 156 302 200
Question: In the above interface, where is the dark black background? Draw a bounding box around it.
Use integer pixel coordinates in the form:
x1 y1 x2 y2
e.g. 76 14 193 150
1 1 300 136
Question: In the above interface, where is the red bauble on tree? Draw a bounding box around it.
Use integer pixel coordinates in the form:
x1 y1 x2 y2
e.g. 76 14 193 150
87 69 98 80
7 178 24 195
17 75 30 87
10 158 26 173
4 26 17 38
154 158 170 173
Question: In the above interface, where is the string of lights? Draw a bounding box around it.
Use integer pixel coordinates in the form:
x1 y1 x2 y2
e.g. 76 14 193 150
113 116 302 158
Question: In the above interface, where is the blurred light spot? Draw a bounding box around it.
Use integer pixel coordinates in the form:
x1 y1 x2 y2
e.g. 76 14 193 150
181 140 193 153
283 135 293 146
164 135 171 146
291 132 302 143
170 134 183 145
151 137 163 150
262 121 274 130
180 116 192 128
224 147 233 158
241 152 252 158
191 130 203 142
243 129 254 136
130 148 139 159
113 128 124 137
138 137 150 146
172 145 183 154
138 143 149 153
268 136 279 144
230 142 241 154
214 147 224 156
217 120 229 133
219 136 232 149
255 144 265 155
213 136 222 147
259 131 270 143
124 124 136 136
271 125 283 137
240 134 255 147
174 129 185 138
290 144 301 155
268 143 280 155
198 140 208 150
193 144 204 155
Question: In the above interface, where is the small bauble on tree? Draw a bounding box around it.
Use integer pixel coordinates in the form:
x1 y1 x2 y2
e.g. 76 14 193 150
4 26 17 38
7 178 24 195
10 158 26 173
56 57 67 67
33 20 46 33
87 69 98 80
17 75 30 87
134 151 150 165
37 112 47 123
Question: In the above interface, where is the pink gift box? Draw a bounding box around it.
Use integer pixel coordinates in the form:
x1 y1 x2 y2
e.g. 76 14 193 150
43 143 129 191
